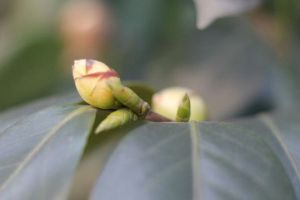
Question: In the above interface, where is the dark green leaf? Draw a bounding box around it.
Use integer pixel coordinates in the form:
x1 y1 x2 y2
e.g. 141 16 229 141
0 93 80 132
0 35 62 111
0 105 96 199
146 18 277 120
69 123 137 200
90 111 299 200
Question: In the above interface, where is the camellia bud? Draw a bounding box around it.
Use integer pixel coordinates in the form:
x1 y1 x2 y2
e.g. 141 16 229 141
72 59 121 109
176 94 191 122
95 108 138 134
152 87 207 121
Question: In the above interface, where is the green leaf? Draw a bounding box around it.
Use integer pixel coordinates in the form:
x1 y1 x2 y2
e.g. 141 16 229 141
0 34 62 111
0 93 79 132
69 123 137 200
0 105 96 199
146 18 278 120
90 111 300 200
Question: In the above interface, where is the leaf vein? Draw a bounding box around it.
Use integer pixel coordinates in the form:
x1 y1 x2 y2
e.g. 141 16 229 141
0 106 92 192
189 122 202 200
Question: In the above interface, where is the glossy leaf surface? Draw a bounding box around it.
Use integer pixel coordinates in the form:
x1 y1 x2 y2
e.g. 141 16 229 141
0 105 96 199
91 111 299 200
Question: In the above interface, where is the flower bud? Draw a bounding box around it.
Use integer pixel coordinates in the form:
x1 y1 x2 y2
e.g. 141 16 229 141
176 94 191 122
72 59 121 109
107 80 150 116
152 87 207 121
95 108 138 134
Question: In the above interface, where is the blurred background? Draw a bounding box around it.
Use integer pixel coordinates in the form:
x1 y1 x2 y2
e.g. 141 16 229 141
0 0 299 120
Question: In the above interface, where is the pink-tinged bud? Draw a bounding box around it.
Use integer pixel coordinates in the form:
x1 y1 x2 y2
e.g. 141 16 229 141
72 59 121 109
152 87 208 121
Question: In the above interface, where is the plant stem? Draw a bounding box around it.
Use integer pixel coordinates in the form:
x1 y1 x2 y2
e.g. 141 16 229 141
145 110 173 122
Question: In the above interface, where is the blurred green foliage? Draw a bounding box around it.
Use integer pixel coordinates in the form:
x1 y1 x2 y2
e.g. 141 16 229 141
0 34 62 109
0 0 299 118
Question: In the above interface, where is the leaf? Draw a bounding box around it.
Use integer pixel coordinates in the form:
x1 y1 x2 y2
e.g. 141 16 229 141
108 0 195 80
147 18 278 120
69 123 138 200
0 93 80 132
193 0 262 29
0 34 62 111
90 110 300 200
0 105 96 199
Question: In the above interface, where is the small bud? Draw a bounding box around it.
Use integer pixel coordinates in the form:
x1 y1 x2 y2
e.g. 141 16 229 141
72 59 121 109
152 87 207 121
95 108 138 134
176 94 191 122
107 80 150 116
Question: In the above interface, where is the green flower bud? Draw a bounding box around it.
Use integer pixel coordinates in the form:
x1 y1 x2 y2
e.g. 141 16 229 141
107 80 150 117
95 108 138 134
72 59 121 109
176 94 191 122
152 87 207 121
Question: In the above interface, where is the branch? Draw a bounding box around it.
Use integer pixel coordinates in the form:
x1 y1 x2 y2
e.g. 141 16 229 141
145 110 173 122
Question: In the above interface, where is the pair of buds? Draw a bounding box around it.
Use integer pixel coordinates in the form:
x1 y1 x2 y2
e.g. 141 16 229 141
73 59 200 133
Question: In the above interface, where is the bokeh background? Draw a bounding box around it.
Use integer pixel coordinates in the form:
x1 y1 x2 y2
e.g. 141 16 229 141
0 0 299 120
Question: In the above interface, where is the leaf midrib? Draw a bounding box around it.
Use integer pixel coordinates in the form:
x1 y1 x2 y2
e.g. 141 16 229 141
189 122 202 200
0 106 92 192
